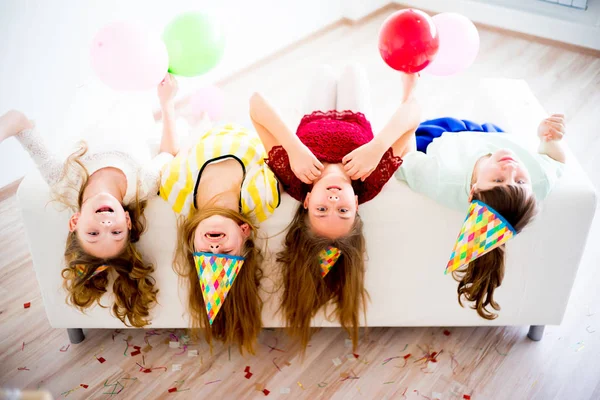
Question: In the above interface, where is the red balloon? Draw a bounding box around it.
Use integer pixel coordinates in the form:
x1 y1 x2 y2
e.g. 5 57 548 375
378 9 440 73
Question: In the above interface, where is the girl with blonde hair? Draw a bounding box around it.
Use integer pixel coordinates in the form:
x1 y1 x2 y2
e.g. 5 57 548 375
0 74 180 327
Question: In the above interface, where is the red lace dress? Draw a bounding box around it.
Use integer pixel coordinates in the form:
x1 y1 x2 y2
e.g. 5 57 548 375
266 110 403 204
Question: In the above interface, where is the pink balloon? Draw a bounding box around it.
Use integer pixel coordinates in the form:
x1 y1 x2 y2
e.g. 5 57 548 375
424 13 479 76
189 86 225 121
91 22 168 91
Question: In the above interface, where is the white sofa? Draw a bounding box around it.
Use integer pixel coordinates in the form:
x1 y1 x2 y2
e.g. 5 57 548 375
17 80 597 344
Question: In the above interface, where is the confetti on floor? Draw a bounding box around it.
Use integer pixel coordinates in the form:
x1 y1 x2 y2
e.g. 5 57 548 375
205 380 221 385
317 382 328 388
297 381 305 390
96 356 106 364
262 389 270 396
573 341 585 352
172 364 182 372
169 341 180 348
272 358 282 371
280 388 291 394
80 384 89 389
17 367 30 371
443 330 451 336
60 344 70 352
382 356 400 365
60 386 80 397
586 326 596 333
332 357 342 366
188 350 198 357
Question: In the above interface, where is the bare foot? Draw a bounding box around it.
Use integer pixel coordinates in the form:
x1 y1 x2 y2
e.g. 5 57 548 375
0 110 33 142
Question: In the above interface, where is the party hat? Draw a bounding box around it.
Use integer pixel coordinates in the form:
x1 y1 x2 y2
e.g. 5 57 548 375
194 252 245 325
319 246 342 277
446 200 516 274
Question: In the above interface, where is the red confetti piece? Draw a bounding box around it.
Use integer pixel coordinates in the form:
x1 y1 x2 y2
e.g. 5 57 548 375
463 396 471 400
444 330 451 336
80 384 89 389
244 366 251 373
24 302 31 309
353 353 359 358
143 369 152 373
18 367 30 371
403 353 412 359
60 344 70 352
96 357 106 363
262 389 270 396
168 387 177 393
131 350 141 356
245 372 253 379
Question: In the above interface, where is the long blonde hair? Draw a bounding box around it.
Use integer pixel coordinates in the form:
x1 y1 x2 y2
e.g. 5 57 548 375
174 206 263 354
57 142 158 327
278 203 368 352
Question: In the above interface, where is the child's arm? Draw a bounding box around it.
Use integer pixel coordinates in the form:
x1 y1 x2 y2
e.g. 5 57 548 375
249 92 323 184
537 114 566 163
342 74 421 181
157 74 179 156
0 110 65 186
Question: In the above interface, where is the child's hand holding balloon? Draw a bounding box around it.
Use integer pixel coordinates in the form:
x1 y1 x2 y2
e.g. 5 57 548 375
157 74 179 107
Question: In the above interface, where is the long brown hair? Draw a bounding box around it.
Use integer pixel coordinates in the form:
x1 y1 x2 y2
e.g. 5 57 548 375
174 207 263 354
453 185 537 319
278 203 367 352
57 142 158 327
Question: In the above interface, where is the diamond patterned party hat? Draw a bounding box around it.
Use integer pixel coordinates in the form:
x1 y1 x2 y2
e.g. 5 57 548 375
194 252 245 325
446 200 516 274
318 246 342 277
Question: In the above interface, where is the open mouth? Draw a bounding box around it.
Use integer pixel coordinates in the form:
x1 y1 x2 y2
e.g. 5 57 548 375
327 186 341 191
95 206 114 214
205 232 225 240
499 157 516 163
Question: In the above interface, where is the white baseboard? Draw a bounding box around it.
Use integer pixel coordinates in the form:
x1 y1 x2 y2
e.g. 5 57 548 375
395 0 600 50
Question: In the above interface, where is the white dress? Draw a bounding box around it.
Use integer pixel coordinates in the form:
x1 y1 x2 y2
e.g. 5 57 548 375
16 128 173 208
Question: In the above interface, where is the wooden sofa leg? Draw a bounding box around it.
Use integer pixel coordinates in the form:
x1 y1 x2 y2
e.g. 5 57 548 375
527 325 545 341
67 328 85 344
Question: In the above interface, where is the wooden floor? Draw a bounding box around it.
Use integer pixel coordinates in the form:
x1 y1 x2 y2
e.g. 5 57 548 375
1 7 600 400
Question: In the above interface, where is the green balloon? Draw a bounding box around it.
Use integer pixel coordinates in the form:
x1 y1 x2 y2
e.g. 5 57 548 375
163 12 225 77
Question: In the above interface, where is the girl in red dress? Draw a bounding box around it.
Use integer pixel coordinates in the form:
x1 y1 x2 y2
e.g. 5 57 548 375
249 64 419 350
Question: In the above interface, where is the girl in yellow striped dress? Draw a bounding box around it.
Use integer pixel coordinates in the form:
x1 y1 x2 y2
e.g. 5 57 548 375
160 104 280 353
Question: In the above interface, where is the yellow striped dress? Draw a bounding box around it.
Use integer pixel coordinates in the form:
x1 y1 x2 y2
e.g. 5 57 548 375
160 124 280 222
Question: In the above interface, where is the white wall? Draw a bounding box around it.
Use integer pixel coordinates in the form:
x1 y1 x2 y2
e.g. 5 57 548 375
396 0 600 50
0 0 343 187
